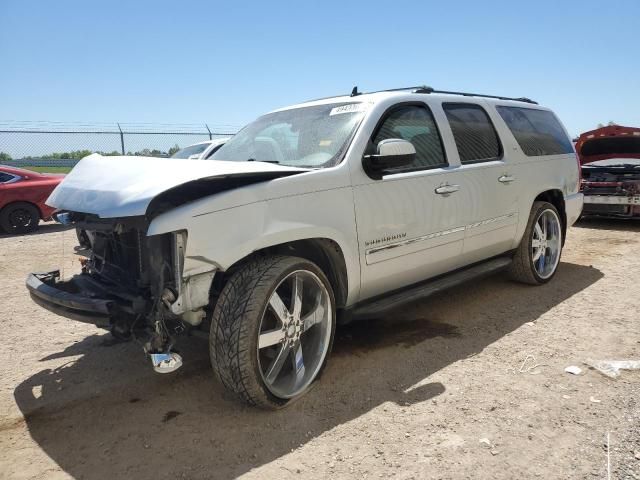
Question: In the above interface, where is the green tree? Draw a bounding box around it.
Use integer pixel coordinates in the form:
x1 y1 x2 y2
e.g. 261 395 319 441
168 144 180 156
34 150 94 160
0 152 12 162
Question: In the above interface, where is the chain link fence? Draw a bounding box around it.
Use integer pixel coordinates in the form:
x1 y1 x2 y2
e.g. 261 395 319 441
0 121 238 169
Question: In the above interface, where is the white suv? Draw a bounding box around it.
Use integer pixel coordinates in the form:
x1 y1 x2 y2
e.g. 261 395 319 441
27 86 583 408
170 138 230 160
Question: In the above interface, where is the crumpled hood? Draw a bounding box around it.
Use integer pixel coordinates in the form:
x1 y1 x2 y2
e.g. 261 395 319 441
47 154 307 218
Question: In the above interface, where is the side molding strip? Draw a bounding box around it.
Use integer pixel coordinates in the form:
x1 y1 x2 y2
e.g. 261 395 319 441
364 212 517 256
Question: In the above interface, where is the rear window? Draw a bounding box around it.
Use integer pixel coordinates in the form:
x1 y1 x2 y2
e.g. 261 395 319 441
443 103 501 164
497 106 573 156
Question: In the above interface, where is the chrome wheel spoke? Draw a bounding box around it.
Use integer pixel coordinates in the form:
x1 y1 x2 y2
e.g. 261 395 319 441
291 274 303 321
532 246 542 262
534 222 544 241
292 343 305 384
531 209 562 279
265 343 290 383
537 250 546 270
257 268 332 399
269 291 290 325
259 328 285 349
302 296 325 332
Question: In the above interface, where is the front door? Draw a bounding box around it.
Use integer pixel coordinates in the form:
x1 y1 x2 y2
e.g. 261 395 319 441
352 103 471 301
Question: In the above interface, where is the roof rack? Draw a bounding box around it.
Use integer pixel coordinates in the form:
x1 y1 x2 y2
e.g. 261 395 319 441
380 85 538 104
306 85 537 105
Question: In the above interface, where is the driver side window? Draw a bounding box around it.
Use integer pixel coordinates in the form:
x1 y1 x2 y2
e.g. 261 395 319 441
372 105 447 171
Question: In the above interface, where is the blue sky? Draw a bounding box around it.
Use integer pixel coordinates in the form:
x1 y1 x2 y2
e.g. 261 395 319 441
1 0 639 136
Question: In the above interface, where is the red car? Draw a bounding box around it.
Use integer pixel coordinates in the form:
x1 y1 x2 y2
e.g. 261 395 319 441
0 165 64 234
577 125 640 218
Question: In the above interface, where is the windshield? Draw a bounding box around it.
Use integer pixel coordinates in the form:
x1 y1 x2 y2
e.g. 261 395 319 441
171 143 210 159
210 103 367 168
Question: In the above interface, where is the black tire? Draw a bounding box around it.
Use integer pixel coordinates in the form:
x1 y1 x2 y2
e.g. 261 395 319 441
209 255 336 409
0 202 40 234
76 228 91 249
508 201 563 285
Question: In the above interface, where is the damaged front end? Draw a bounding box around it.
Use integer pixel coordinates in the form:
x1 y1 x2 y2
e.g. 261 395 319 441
576 125 640 218
26 154 308 373
581 163 640 218
26 212 212 372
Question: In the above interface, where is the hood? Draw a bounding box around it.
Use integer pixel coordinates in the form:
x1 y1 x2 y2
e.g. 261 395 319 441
47 154 307 218
576 125 640 165
581 158 640 168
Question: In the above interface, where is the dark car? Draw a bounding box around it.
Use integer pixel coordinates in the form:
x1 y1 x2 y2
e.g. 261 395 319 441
0 165 64 234
577 125 640 218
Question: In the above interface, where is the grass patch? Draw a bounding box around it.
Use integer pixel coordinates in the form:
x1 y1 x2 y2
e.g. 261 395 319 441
21 166 73 174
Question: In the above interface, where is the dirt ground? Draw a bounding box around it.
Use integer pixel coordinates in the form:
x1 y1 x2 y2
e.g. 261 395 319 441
0 219 638 480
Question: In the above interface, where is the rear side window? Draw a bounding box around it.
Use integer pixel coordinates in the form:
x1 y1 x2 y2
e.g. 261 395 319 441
372 104 447 171
0 172 17 183
496 106 573 156
443 103 501 164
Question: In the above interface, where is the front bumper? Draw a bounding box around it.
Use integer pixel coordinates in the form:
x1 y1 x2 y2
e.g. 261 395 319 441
584 195 640 206
26 271 113 328
582 195 640 217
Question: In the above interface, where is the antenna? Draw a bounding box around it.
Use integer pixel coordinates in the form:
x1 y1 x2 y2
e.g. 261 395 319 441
350 86 360 97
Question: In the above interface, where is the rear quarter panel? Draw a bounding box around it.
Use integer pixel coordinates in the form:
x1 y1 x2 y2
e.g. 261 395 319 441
510 153 579 246
488 103 580 247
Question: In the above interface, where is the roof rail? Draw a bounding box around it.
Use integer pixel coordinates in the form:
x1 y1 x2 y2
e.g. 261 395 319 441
425 88 537 105
369 85 538 104
305 85 537 105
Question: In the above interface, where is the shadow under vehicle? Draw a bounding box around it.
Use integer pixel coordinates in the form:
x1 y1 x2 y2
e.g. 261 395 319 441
14 262 602 479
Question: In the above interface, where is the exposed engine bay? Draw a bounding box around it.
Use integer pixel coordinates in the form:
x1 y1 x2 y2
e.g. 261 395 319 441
27 212 209 373
581 161 640 218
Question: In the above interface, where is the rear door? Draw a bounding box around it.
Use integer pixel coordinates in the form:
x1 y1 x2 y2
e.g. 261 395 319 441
351 102 471 300
441 102 520 263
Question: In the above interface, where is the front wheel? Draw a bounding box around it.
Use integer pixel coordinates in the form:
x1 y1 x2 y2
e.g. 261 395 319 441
0 202 40 234
210 255 335 409
508 201 563 285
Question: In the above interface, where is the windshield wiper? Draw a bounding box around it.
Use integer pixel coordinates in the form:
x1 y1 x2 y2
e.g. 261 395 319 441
246 158 280 164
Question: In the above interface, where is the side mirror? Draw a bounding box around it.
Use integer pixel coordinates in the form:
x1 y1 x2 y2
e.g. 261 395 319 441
362 139 416 179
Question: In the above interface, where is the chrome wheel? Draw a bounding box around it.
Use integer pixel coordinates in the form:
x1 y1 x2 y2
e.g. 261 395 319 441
257 270 332 399
531 209 562 279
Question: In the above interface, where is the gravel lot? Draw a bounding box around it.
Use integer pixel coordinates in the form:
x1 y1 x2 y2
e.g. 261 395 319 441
0 219 639 479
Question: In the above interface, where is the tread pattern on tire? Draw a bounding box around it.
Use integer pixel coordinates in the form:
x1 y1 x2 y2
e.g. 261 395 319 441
209 255 334 409
508 201 561 285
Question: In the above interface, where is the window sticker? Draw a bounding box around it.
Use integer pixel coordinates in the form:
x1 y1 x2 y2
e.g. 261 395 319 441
329 103 369 116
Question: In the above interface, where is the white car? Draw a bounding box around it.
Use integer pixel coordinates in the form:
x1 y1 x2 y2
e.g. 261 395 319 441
27 86 583 408
170 138 230 160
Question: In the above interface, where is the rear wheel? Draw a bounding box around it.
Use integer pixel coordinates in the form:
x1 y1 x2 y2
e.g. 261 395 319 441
0 202 40 234
508 201 563 285
210 255 335 409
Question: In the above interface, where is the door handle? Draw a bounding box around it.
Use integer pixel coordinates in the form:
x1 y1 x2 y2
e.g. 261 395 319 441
498 175 515 183
435 184 460 195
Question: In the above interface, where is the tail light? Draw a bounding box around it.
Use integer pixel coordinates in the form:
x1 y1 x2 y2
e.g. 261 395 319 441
577 154 583 191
